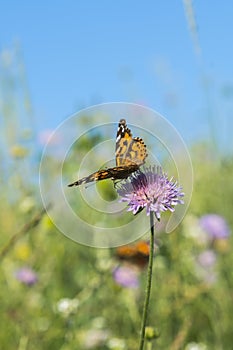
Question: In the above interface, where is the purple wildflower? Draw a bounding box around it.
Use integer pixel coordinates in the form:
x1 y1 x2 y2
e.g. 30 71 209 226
113 266 139 288
117 166 184 220
197 250 217 269
15 267 38 286
199 214 230 240
195 250 217 285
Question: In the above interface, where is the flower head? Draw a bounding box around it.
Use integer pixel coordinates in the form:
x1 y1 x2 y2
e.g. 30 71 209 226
113 266 139 288
199 214 230 240
15 267 38 286
83 329 109 349
195 250 217 286
197 250 217 268
117 166 184 220
56 298 79 317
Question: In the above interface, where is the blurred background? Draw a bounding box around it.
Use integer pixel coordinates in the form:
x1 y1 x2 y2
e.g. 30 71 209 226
0 1 232 349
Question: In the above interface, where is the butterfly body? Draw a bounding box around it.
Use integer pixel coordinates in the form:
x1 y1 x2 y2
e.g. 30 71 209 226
68 119 147 187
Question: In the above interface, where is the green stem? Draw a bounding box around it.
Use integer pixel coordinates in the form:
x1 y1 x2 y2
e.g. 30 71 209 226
139 212 155 350
146 341 153 350
0 206 48 261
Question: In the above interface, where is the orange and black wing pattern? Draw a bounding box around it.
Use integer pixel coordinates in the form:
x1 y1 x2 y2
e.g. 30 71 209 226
115 119 147 167
68 119 147 187
115 240 150 268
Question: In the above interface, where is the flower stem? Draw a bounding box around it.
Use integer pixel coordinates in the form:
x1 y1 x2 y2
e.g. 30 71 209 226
139 212 155 350
0 206 49 261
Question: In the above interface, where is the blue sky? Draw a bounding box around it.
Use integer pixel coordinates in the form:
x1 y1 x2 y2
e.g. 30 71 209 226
0 1 233 152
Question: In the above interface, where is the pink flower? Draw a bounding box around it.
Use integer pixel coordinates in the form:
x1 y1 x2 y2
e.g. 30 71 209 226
15 267 38 286
199 214 230 240
113 266 139 288
38 129 60 146
117 166 184 220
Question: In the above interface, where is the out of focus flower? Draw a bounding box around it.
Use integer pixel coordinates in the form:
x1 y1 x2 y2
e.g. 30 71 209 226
56 297 79 317
10 144 28 158
182 215 209 245
14 243 31 261
195 250 217 285
117 166 184 221
113 266 139 289
197 250 216 268
185 342 208 350
38 129 60 146
41 215 55 231
19 196 35 213
199 214 230 240
83 329 109 349
145 326 160 340
15 267 38 286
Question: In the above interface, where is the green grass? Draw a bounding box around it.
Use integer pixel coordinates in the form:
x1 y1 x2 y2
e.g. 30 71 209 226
0 146 232 349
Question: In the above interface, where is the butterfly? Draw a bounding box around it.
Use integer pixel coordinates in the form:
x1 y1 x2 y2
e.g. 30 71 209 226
68 119 147 187
115 241 150 268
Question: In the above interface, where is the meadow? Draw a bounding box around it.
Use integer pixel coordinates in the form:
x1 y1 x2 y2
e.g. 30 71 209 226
0 56 233 350
1 136 233 350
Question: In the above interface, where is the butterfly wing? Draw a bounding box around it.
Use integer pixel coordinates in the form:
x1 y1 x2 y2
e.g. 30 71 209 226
68 168 114 187
68 119 147 187
116 241 150 268
115 119 147 167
